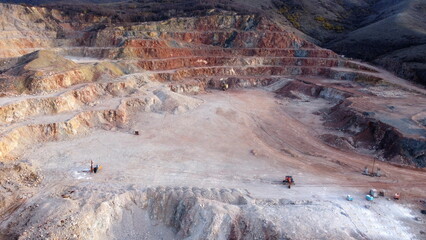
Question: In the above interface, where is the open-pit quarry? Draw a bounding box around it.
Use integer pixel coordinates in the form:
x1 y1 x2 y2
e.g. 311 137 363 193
0 3 426 240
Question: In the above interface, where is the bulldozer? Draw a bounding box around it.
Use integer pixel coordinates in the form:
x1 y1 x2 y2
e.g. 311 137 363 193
283 176 295 188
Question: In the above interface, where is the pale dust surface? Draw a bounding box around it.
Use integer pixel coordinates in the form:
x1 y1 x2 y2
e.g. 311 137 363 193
20 89 426 239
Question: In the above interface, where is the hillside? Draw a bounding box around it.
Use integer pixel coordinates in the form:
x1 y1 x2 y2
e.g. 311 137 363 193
272 0 426 85
3 0 424 85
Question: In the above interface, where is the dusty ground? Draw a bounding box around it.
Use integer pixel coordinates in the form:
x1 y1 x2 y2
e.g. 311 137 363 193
1 87 425 239
0 6 425 239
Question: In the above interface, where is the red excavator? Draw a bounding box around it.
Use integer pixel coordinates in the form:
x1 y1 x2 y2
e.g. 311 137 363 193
283 176 295 188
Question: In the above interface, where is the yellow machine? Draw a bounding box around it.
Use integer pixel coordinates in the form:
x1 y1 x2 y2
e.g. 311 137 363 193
221 81 229 91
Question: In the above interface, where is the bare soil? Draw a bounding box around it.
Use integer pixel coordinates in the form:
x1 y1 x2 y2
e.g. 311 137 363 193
1 88 425 239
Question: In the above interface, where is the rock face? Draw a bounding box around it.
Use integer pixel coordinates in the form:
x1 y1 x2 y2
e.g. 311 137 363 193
0 3 425 239
325 100 426 167
2 0 425 86
0 4 58 58
0 186 405 240
0 5 363 161
276 75 426 168
0 3 424 167
0 3 110 58
0 50 126 94
0 73 203 161
0 5 361 94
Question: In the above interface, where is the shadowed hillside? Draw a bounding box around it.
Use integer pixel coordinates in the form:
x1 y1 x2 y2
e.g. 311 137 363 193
272 0 426 85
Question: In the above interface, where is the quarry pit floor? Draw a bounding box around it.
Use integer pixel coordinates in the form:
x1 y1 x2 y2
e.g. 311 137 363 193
10 88 426 239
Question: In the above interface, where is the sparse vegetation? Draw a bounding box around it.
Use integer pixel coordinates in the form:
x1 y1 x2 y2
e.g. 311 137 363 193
21 0 262 24
314 16 326 22
314 15 344 32
275 3 302 29
285 12 301 28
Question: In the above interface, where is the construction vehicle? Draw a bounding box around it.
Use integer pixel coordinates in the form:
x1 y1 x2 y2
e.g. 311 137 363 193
90 160 102 174
283 176 295 188
220 81 229 91
394 192 400 200
370 189 378 198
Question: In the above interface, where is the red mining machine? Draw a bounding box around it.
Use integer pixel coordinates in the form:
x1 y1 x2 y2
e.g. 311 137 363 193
283 176 295 189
